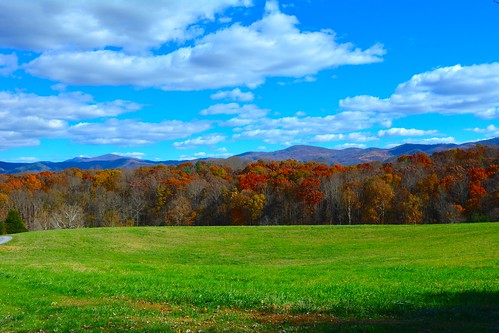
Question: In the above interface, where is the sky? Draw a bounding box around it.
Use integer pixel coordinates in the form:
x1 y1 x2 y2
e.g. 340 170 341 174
0 0 498 162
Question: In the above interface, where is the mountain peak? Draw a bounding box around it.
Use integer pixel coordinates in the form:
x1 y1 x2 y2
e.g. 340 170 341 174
0 137 497 174
66 154 132 163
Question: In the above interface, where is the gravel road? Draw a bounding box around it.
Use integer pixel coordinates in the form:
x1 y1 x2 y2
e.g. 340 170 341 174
0 236 12 244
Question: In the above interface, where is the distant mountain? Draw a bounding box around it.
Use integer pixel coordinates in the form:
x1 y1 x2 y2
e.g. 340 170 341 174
0 138 497 174
237 137 499 165
238 146 391 165
66 154 129 163
0 154 186 174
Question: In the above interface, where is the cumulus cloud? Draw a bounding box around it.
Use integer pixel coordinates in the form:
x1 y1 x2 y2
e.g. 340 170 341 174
0 53 17 75
233 128 301 145
200 103 270 127
0 0 251 52
466 124 499 137
334 143 367 149
0 91 141 149
210 88 254 102
173 135 226 149
112 152 146 159
0 91 140 121
69 119 211 146
201 103 249 115
0 131 40 150
403 137 456 145
0 90 209 149
227 108 393 145
313 132 378 143
340 63 499 120
179 149 232 161
25 1 385 90
377 128 438 137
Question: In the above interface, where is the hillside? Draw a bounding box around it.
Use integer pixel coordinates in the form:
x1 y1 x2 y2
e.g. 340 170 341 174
0 224 497 332
0 154 186 174
0 137 497 173
236 137 498 164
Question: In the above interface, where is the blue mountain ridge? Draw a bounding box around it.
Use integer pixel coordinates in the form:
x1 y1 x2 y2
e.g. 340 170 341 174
0 137 497 174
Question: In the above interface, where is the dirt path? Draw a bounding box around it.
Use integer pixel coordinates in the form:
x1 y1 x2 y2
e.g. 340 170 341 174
0 236 12 244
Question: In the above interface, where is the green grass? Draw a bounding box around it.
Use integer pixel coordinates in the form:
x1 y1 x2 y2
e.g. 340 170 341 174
0 224 498 332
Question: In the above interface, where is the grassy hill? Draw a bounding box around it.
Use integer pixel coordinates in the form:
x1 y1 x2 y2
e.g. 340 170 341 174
0 224 498 332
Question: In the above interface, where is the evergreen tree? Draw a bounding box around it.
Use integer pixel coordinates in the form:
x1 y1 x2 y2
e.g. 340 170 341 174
5 209 28 234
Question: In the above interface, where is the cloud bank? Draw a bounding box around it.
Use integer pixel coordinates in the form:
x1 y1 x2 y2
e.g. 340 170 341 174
0 91 209 149
24 1 385 90
340 63 499 120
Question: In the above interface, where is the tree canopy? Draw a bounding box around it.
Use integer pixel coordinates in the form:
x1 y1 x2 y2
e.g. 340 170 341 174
0 146 497 230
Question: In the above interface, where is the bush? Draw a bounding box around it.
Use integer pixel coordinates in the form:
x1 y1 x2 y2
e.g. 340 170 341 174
0 219 5 235
5 209 28 234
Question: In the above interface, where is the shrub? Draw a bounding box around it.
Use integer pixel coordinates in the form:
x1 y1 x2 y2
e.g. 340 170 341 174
0 219 5 235
5 209 28 234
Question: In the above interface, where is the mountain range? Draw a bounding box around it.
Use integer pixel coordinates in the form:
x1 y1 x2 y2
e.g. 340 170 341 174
0 137 497 174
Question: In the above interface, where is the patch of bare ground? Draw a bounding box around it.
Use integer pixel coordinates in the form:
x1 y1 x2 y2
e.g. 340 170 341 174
250 310 494 333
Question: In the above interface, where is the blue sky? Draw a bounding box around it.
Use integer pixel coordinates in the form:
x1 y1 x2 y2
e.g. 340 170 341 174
0 0 498 162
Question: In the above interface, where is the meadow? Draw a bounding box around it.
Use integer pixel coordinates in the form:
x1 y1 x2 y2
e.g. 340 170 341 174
0 224 498 332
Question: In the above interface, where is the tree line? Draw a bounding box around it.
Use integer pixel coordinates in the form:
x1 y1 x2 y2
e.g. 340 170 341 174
0 145 497 231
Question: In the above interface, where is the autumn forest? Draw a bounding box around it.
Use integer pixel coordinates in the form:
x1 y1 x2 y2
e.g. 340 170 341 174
0 145 497 231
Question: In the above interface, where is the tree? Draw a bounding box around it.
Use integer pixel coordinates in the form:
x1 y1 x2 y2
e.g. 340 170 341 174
341 182 361 225
296 177 324 213
51 203 84 229
0 219 5 235
402 193 423 224
167 196 196 226
5 209 28 234
362 177 394 224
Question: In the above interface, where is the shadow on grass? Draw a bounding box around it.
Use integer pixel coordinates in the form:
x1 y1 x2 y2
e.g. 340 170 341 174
260 291 499 332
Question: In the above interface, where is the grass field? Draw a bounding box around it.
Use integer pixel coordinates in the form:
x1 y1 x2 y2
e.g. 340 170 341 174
0 224 498 332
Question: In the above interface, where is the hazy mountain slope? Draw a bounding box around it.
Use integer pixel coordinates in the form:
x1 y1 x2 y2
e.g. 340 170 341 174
0 138 497 174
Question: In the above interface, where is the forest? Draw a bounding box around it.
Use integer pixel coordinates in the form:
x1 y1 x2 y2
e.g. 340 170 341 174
0 145 497 231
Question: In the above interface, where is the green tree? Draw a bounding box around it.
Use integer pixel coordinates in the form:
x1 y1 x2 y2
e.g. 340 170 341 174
0 219 5 235
5 209 28 234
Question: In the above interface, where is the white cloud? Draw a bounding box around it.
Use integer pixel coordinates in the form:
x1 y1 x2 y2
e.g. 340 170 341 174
179 152 208 160
0 91 140 121
334 143 367 149
0 91 140 149
0 90 210 149
0 131 40 150
112 152 146 159
173 135 226 149
0 0 251 52
313 132 378 143
25 2 384 90
377 127 438 137
0 53 17 75
179 149 231 160
233 128 301 145
261 112 387 135
340 63 499 120
218 17 233 24
69 119 211 146
226 108 392 146
210 88 254 102
9 156 40 163
466 124 499 137
403 137 456 145
200 103 243 115
51 83 67 92
201 103 269 127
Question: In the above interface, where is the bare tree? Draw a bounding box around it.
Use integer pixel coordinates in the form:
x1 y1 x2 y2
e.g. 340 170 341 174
51 203 84 229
